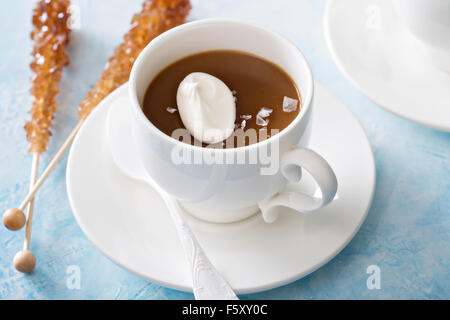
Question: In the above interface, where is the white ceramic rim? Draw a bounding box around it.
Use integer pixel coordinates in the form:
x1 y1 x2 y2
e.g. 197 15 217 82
128 18 315 152
324 0 450 132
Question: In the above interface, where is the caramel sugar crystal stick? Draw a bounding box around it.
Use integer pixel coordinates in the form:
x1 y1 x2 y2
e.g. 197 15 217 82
2 0 72 273
3 0 192 241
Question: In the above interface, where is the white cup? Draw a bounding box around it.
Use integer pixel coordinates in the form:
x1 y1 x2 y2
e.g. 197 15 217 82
129 19 338 223
394 0 450 72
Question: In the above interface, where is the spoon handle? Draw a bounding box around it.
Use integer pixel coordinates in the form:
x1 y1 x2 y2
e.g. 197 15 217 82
162 193 238 300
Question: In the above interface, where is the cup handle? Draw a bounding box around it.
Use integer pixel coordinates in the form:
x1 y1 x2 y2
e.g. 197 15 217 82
258 148 338 223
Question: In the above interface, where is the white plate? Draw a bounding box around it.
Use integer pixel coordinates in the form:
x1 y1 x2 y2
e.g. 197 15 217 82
324 0 450 132
66 82 375 294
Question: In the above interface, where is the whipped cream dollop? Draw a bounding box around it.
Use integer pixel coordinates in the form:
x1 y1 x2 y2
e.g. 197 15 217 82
176 72 236 144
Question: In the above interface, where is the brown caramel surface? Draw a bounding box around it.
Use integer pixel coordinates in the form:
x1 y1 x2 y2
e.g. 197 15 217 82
143 50 301 146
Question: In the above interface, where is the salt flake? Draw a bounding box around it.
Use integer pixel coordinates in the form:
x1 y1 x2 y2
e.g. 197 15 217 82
256 116 269 127
282 96 298 112
166 107 178 114
257 107 273 118
255 107 272 127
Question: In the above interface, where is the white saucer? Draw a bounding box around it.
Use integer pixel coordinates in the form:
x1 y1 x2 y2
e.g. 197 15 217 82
66 82 375 294
324 0 450 132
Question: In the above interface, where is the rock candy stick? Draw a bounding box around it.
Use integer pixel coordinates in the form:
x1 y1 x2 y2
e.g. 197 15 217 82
2 0 72 274
78 0 192 119
3 0 192 243
25 0 71 153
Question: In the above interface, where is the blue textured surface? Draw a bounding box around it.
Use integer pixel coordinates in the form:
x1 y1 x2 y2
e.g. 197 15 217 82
0 0 449 300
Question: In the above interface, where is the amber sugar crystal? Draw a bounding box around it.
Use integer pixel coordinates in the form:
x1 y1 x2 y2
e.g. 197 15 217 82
24 0 71 153
78 0 191 120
